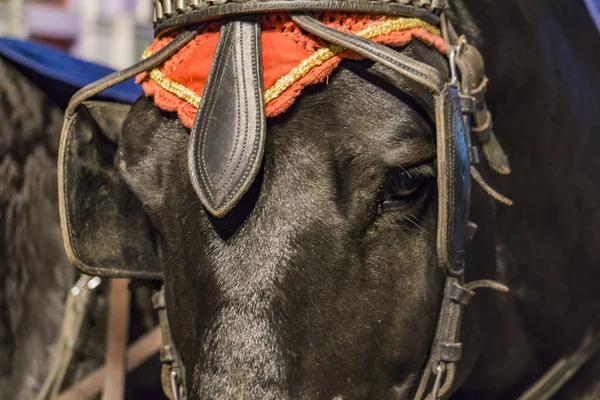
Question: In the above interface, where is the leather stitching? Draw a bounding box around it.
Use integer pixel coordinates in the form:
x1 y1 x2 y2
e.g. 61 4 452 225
197 23 232 200
350 38 441 90
217 24 246 201
63 115 77 260
193 19 264 214
217 20 264 210
446 91 456 268
292 15 444 93
154 1 441 35
201 37 230 192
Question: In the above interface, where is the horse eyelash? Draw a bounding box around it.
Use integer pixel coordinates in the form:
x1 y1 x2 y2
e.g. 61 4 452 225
403 212 428 233
400 163 436 180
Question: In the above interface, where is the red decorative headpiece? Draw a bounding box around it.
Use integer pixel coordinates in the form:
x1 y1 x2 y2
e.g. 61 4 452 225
137 13 446 128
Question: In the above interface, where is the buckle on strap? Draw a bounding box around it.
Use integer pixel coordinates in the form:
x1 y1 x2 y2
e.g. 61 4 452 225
440 343 462 363
459 94 476 114
414 277 509 399
153 288 188 400
449 281 474 305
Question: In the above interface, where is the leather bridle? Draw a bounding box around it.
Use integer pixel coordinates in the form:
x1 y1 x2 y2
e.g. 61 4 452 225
47 1 600 399
56 1 506 399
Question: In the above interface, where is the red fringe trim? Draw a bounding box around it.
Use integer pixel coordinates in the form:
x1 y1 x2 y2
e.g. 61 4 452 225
137 14 446 129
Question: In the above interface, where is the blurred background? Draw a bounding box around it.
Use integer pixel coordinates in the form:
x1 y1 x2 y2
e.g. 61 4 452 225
0 0 153 69
0 0 599 70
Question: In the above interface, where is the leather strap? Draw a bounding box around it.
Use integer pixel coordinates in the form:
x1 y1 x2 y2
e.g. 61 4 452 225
450 34 510 175
102 279 131 400
291 14 445 94
516 328 600 400
153 288 187 400
154 0 442 36
413 278 469 400
188 16 266 217
414 278 508 400
64 25 204 119
429 279 470 369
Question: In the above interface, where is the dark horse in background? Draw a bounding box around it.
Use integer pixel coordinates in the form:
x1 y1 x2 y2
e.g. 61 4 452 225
86 0 598 398
0 46 74 400
0 39 165 399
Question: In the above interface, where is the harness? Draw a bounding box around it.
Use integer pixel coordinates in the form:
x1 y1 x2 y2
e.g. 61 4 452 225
41 1 599 399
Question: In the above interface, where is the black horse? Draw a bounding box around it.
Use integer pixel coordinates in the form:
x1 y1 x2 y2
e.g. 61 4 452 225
0 54 79 399
63 0 600 398
0 50 167 399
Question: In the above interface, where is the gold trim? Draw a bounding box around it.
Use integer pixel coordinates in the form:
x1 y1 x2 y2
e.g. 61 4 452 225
142 17 440 108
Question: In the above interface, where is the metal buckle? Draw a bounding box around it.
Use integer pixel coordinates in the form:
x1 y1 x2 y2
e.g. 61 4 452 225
449 46 459 87
449 36 468 88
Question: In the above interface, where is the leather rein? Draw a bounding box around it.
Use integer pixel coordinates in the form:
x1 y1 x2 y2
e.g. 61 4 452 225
42 1 600 399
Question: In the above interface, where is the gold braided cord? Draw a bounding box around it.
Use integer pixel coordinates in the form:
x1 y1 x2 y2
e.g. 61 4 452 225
141 17 440 107
265 17 439 102
141 48 201 107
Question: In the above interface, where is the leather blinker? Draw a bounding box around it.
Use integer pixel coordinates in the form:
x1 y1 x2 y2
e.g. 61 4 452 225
188 16 266 218
58 101 162 279
435 84 472 276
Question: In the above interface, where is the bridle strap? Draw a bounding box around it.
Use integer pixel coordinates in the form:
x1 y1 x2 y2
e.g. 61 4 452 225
413 278 510 400
64 25 204 119
441 13 511 176
153 288 187 400
290 14 445 94
414 277 467 399
516 328 600 400
153 0 444 36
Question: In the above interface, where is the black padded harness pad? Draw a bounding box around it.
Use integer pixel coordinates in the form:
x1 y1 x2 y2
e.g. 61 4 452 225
188 16 266 217
58 101 162 279
435 85 471 276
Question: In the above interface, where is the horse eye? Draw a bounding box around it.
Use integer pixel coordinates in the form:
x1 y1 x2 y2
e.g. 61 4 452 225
389 170 422 199
379 165 436 209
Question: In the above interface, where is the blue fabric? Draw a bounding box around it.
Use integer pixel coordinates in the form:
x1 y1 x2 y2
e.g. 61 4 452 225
585 0 600 32
0 37 142 104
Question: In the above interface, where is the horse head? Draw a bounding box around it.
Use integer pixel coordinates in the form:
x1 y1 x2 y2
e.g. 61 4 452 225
58 0 600 398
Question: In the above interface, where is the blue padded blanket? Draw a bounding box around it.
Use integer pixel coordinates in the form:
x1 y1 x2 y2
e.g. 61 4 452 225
0 37 142 106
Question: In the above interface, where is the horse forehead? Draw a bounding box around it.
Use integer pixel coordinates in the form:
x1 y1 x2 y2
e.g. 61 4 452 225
266 68 432 164
198 148 350 297
191 67 436 257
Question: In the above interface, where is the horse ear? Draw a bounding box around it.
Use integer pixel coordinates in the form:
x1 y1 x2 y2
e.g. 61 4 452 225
58 101 162 279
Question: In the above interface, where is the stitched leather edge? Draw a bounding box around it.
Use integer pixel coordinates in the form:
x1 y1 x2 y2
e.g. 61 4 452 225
188 17 266 217
155 1 440 35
